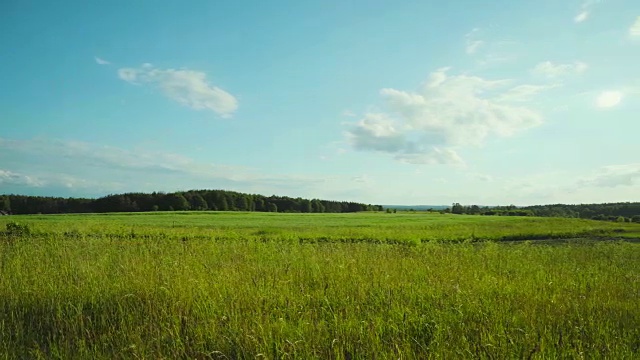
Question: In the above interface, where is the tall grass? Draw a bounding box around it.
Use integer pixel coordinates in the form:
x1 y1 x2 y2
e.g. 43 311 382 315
1 229 638 358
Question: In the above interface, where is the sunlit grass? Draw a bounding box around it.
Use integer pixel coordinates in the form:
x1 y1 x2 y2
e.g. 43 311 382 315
2 211 638 244
0 213 639 358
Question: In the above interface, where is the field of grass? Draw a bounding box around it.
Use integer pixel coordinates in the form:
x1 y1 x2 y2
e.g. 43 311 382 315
0 212 639 358
2 211 640 244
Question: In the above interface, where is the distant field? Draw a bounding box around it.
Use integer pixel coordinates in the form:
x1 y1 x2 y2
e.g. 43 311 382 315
1 211 639 243
0 212 639 358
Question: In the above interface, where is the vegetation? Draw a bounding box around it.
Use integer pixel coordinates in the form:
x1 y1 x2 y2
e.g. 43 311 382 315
445 202 640 222
523 202 640 219
2 211 639 244
4 191 639 223
0 212 639 358
0 191 382 215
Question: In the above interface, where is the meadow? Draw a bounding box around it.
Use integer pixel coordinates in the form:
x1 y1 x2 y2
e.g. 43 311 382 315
0 212 639 359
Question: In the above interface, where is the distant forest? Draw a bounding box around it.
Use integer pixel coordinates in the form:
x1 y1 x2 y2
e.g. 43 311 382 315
0 190 382 215
1 191 639 222
448 202 640 223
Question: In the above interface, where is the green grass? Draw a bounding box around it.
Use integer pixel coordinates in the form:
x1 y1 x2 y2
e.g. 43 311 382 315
0 212 639 358
2 211 638 244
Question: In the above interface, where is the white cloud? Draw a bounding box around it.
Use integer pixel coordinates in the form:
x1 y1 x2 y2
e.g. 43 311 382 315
574 1 598 23
95 57 110 65
118 63 238 117
497 84 558 102
574 11 589 23
382 69 543 145
465 28 484 54
396 148 465 166
346 68 545 165
577 164 640 188
346 114 464 165
348 113 407 153
596 91 623 108
466 41 484 55
0 169 43 187
426 67 450 88
532 61 588 78
630 17 640 37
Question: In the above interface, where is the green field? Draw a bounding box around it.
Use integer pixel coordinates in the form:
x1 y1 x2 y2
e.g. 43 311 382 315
1 212 639 358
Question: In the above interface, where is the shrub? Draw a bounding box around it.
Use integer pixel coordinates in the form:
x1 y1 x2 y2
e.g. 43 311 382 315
6 222 31 236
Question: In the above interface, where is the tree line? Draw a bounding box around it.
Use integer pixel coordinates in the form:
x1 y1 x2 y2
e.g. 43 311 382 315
522 202 640 223
0 190 383 215
446 202 640 223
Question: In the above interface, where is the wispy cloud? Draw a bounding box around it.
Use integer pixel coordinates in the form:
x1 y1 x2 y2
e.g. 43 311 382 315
118 63 238 117
465 28 484 55
478 162 640 205
630 16 640 37
0 137 328 195
346 68 546 165
0 169 43 187
595 91 623 108
574 1 598 23
497 84 559 102
396 148 465 166
577 163 640 188
0 168 122 192
532 61 588 78
469 173 494 182
0 137 249 180
94 56 111 65
0 137 390 202
574 11 589 23
341 109 357 118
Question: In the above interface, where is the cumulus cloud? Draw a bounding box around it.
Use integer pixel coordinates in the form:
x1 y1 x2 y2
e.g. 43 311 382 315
347 114 464 165
630 17 640 37
348 113 407 153
532 61 588 78
577 164 640 188
118 63 238 117
346 68 546 165
596 91 623 108
95 56 110 65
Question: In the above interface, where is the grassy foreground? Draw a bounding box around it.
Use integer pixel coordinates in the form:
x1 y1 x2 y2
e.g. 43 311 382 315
0 212 639 358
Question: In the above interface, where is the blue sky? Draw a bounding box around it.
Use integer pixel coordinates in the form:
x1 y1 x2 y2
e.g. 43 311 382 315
1 0 639 205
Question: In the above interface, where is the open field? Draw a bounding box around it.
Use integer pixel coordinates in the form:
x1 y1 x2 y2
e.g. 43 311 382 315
1 212 639 358
2 211 640 244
